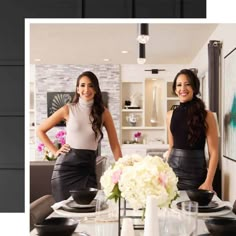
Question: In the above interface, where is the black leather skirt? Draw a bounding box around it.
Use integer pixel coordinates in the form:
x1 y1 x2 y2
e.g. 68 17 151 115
168 148 207 190
51 149 97 202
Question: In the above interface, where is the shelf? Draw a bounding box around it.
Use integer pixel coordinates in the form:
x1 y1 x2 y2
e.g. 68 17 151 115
167 97 179 101
121 76 175 146
122 109 143 112
122 126 165 130
122 143 169 149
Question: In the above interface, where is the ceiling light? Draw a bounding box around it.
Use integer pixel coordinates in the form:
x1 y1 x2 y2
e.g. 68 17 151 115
103 58 110 62
137 23 149 44
137 43 146 64
34 58 41 62
145 69 166 74
121 50 128 54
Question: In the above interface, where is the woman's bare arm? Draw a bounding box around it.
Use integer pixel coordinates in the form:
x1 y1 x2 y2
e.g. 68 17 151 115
199 111 219 191
36 105 69 156
165 110 174 160
103 108 122 161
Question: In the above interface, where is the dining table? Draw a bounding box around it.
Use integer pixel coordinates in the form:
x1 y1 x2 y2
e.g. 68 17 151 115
30 191 235 236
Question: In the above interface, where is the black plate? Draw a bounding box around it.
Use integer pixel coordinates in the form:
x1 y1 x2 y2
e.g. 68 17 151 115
67 200 96 209
176 201 228 213
198 201 218 209
61 200 96 213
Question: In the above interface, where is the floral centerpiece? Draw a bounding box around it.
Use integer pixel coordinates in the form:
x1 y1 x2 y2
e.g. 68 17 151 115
100 154 178 211
37 130 66 161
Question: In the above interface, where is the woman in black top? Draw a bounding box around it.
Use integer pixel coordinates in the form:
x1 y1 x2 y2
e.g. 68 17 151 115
166 69 218 191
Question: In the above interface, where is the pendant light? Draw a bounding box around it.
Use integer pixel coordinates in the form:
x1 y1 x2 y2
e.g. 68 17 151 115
137 23 149 44
137 43 146 64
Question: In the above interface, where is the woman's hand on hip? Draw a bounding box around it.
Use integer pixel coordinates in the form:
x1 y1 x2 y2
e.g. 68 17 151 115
55 144 71 157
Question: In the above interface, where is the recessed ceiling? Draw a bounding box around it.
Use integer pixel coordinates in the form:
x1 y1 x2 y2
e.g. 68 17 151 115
30 23 218 64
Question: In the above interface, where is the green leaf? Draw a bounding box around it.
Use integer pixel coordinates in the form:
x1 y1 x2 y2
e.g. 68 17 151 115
107 184 121 202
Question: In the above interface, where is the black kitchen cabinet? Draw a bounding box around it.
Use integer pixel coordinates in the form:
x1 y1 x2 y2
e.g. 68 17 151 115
135 0 206 18
0 117 24 212
0 170 24 212
0 65 24 114
135 0 180 18
0 117 24 169
82 0 206 18
0 0 83 61
83 0 133 18
181 0 206 18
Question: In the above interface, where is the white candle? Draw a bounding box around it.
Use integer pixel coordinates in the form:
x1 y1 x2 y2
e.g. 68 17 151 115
144 195 160 236
121 218 135 236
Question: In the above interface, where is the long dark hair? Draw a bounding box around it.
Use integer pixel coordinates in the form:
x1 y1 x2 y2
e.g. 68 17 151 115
72 71 105 140
172 69 208 146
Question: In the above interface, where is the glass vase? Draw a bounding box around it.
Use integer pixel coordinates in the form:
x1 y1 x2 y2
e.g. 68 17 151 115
150 86 158 126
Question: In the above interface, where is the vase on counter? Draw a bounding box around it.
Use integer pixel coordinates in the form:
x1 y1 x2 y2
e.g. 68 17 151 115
134 137 139 143
150 86 158 126
126 113 137 126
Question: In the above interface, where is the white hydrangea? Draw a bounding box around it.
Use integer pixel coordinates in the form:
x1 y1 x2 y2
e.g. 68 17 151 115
101 154 178 210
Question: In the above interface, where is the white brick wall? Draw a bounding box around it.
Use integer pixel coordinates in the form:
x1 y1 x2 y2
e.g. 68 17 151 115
35 64 121 160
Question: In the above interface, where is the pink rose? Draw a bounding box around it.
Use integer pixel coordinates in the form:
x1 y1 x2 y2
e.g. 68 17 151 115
37 143 45 152
158 173 168 188
112 170 122 184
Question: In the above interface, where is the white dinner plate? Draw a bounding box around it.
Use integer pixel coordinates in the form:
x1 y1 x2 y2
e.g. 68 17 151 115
55 204 111 218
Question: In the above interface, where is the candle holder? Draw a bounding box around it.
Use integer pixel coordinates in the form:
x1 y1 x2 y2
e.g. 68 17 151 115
118 198 144 236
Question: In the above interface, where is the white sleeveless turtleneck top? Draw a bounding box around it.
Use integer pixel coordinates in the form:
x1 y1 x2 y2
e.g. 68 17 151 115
66 99 100 150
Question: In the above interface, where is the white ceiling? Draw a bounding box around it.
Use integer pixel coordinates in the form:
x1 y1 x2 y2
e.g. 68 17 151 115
30 23 218 65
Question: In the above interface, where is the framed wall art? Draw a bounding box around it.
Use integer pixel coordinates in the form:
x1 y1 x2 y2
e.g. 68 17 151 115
223 47 236 162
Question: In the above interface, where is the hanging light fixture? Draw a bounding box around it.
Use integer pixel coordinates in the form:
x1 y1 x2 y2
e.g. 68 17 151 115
137 43 146 64
137 23 149 44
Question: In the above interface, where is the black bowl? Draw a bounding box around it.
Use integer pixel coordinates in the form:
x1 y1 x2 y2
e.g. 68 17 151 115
205 217 236 236
35 217 78 236
70 187 98 205
186 189 214 206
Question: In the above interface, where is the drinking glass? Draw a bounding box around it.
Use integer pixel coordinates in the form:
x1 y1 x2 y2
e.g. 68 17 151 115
95 190 118 223
161 207 185 236
180 200 198 236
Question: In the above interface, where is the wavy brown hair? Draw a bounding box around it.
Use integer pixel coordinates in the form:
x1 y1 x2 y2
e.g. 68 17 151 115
172 69 208 146
72 71 105 141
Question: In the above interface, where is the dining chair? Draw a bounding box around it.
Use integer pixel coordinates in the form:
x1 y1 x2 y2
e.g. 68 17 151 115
233 200 236 215
30 194 55 231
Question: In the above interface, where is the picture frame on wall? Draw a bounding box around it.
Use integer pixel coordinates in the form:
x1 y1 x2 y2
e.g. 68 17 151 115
223 47 236 162
47 92 74 126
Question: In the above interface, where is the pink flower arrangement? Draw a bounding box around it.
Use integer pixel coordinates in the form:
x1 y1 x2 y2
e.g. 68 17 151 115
134 131 141 138
37 129 67 160
55 130 66 146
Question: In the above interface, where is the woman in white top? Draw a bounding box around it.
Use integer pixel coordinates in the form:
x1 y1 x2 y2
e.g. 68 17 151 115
37 71 122 201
